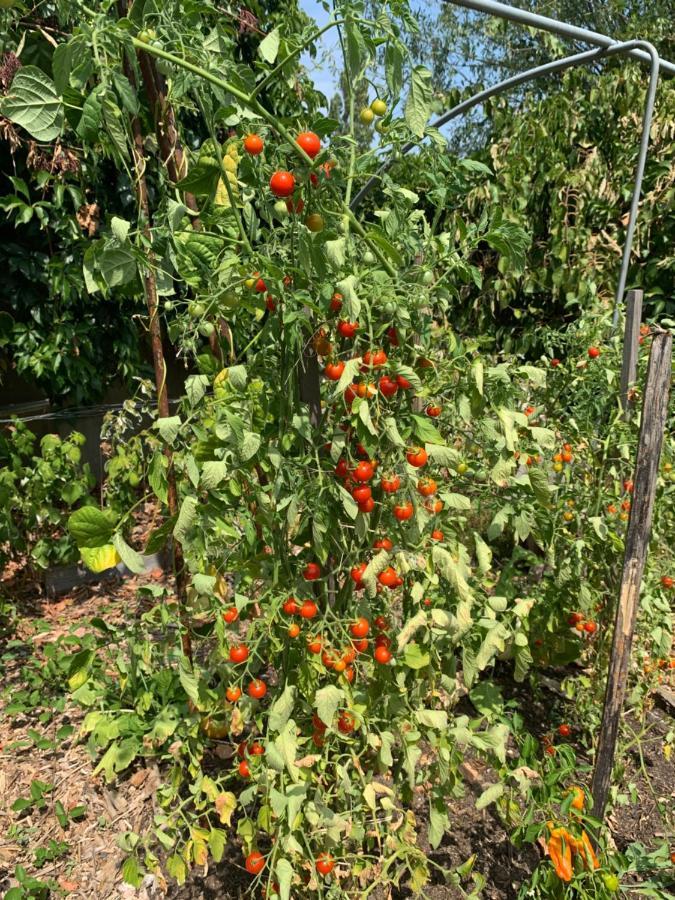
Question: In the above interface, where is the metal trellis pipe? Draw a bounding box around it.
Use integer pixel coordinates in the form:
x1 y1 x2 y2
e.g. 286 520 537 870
446 0 675 77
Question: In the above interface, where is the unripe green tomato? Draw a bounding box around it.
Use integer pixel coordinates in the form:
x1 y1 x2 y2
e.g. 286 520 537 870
375 120 387 135
337 216 349 234
359 107 375 125
421 270 434 285
602 874 620 893
363 250 375 265
305 213 325 233
188 301 205 318
371 99 387 116
199 321 215 337
163 300 174 312
475 469 488 482
273 199 289 219
128 472 141 487
222 291 238 309
457 462 468 475
383 301 397 316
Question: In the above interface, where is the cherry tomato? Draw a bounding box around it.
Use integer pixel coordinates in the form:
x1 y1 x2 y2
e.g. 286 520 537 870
337 712 356 734
375 634 391 649
558 724 571 737
352 484 372 504
303 562 321 580
588 346 600 358
350 562 367 585
245 851 265 874
243 134 264 155
353 461 375 483
374 616 389 631
396 374 412 390
406 446 428 467
283 597 299 615
352 638 369 653
426 404 442 418
316 852 335 876
337 320 359 339
373 537 393 551
584 621 597 634
431 529 444 541
229 644 249 664
226 686 241 703
358 497 375 513
335 459 349 479
350 617 370 639
393 501 414 521
223 606 239 624
248 679 267 699
417 477 437 497
551 358 560 367
380 473 401 493
324 360 345 381
329 292 343 313
362 348 387 368
295 131 321 158
355 382 376 399
379 375 398 398
661 575 674 589
377 567 398 588
374 645 392 664
307 636 323 654
305 213 325 233
270 170 295 197
288 623 301 638
300 600 319 619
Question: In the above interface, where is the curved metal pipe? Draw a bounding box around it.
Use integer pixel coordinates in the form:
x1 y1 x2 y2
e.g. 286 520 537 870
447 0 675 77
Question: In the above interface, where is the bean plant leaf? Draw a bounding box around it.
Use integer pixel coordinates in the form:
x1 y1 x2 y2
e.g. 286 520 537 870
112 533 146 575
0 66 64 141
404 66 432 137
68 506 116 548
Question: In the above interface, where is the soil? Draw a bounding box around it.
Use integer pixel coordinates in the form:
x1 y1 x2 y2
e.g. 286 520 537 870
1 551 673 899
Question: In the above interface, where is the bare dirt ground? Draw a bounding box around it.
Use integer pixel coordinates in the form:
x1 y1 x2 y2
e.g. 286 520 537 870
1 560 673 899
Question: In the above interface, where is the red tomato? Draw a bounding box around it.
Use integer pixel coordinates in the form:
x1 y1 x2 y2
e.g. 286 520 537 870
324 360 345 381
303 562 321 580
355 382 376 399
243 134 264 155
223 606 239 624
286 197 304 214
335 459 349 479
300 600 319 619
245 851 265 874
373 537 393 551
283 597 299 615
350 562 367 584
254 276 267 293
417 477 437 497
307 636 322 654
550 358 561 367
248 679 267 699
353 460 375 483
426 499 444 514
558 724 571 737
352 484 372 504
350 617 370 639
375 634 391 649
431 529 444 541
406 446 428 467
661 575 674 589
329 292 343 313
426 404 442 418
296 131 322 158
584 621 597 634
337 320 359 339
588 346 600 359
312 713 327 732
387 326 399 346
337 712 356 734
380 473 401 493
239 759 251 778
270 170 295 197
393 501 414 521
377 566 399 588
378 375 398 398
229 644 249 664
568 612 583 625
352 638 369 653
316 852 335 876
374 645 392 664
623 479 634 493
226 686 241 703
562 451 573 463
396 374 412 390
362 348 387 368
344 384 357 406
358 497 375 513
288 623 301 638
265 295 277 312
374 615 389 631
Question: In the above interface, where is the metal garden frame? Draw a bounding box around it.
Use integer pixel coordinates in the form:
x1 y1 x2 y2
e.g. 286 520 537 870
351 0 674 321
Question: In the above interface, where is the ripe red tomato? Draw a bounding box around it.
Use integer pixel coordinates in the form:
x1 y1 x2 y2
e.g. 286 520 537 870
254 276 267 293
296 130 322 158
316 852 335 875
661 575 673 589
426 499 443 514
350 562 367 584
358 497 375 513
285 197 304 214
393 501 414 521
270 170 295 197
623 479 634 493
243 133 264 155
558 724 571 737
352 638 369 653
374 645 392 664
387 327 399 346
378 375 398 398
426 404 442 418
374 615 389 631
380 473 401 493
621 499 631 511
352 484 372 504
307 636 322 654
417 477 437 497
329 292 343 313
288 623 301 638
239 759 251 778
355 382 376 399
350 617 370 639
568 612 583 626
373 537 393 551
229 644 249 664
431 529 444 541
283 597 299 615
584 621 597 634
223 606 238 624
265 295 277 312
588 346 601 358
303 562 321 580
561 451 573 463
353 460 375 482
300 600 319 619
545 744 556 756
551 358 561 368
362 348 387 368
344 384 357 406
245 851 265 874
406 446 428 468
311 731 324 748
312 713 326 732
248 679 267 699
337 320 359 339
337 711 356 734
324 360 345 381
226 686 241 703
335 459 349 479
375 634 391 649
396 374 412 390
249 742 264 756
377 566 399 588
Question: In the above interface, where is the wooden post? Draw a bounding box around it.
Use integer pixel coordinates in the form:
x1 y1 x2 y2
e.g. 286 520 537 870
619 289 643 420
590 329 672 820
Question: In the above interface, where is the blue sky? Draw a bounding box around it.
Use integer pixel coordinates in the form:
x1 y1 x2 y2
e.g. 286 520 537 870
298 1 341 105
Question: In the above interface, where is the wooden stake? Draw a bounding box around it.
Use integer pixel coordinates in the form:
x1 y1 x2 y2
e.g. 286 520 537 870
590 329 672 820
619 289 643 420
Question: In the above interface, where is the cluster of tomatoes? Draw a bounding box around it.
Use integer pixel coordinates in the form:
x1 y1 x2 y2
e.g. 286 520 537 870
568 611 598 636
552 442 575 474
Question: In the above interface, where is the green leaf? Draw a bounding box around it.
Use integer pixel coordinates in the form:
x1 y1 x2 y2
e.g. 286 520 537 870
239 431 261 462
384 42 403 97
112 533 145 575
100 246 137 288
415 709 448 729
0 66 64 141
186 374 209 406
475 782 504 810
201 461 228 490
314 685 344 727
174 496 198 543
276 857 294 900
335 274 360 319
258 26 281 63
365 228 403 265
67 649 95 691
166 853 188 884
442 492 471 510
155 415 182 445
209 828 226 863
428 799 448 850
325 237 346 269
404 66 433 137
68 506 116 548
122 856 143 888
403 643 430 669
80 544 121 573
412 414 444 445
344 19 368 76
383 416 405 446
528 467 551 506
335 355 362 394
269 685 295 732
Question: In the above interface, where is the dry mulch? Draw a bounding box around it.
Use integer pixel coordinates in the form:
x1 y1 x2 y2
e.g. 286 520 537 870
1 556 673 898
